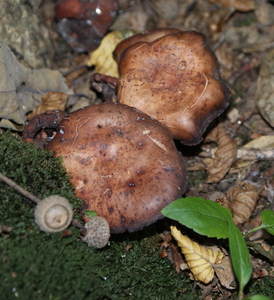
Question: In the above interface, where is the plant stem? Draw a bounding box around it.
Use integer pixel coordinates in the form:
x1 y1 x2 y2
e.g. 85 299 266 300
0 172 41 204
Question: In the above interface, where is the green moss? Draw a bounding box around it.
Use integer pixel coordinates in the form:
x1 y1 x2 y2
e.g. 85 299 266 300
246 276 274 298
187 170 207 187
0 230 198 300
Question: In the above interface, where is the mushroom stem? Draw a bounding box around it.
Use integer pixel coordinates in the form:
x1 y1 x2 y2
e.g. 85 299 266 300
0 172 41 204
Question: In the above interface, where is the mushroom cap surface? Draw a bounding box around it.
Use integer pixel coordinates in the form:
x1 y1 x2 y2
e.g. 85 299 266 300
47 103 186 233
116 29 230 145
114 28 181 63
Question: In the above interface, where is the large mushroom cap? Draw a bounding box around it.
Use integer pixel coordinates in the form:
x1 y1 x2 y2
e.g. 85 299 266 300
116 29 230 145
114 28 182 63
47 103 186 233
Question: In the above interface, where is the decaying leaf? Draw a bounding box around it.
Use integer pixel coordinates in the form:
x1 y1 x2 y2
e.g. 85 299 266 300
87 30 136 78
171 226 224 284
256 48 274 128
205 123 237 183
208 191 231 210
243 135 274 149
0 42 71 130
227 181 259 225
255 2 274 26
208 0 257 12
224 24 274 54
214 255 235 289
27 92 68 120
235 135 274 163
159 231 186 273
247 241 274 262
182 0 235 42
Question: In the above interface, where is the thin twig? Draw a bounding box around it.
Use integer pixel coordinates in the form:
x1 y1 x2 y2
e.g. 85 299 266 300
0 172 41 204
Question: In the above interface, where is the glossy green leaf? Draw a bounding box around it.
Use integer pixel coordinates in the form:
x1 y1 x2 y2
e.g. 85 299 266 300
261 209 274 236
161 197 232 239
244 295 272 300
229 222 252 295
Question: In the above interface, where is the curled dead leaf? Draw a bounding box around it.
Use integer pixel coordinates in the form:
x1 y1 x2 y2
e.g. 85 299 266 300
227 181 259 225
171 226 224 284
205 123 237 183
27 92 68 120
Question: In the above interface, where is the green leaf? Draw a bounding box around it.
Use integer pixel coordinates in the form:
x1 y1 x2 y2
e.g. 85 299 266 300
261 209 274 236
244 295 272 300
85 210 97 218
229 222 252 295
161 197 233 239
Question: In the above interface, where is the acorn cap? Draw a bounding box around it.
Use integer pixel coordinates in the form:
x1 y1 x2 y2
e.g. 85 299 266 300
82 216 110 248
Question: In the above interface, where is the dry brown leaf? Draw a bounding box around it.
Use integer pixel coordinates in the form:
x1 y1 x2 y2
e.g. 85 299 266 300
27 92 68 120
159 232 185 273
208 191 231 210
208 0 257 12
256 48 274 128
0 42 71 130
227 181 259 225
205 123 237 183
235 135 274 162
214 255 235 289
171 226 224 284
255 2 274 26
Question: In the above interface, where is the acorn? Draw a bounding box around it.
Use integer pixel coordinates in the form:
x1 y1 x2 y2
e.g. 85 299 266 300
34 195 73 233
82 216 110 248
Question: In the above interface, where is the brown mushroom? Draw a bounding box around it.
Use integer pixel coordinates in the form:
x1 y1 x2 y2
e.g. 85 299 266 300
54 0 119 52
115 29 230 145
46 103 187 233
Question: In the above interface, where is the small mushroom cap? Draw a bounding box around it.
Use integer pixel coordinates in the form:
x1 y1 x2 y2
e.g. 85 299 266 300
34 195 73 233
116 29 230 145
47 103 187 233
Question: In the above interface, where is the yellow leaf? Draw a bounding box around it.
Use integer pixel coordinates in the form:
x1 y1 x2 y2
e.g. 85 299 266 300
170 226 224 284
87 30 136 78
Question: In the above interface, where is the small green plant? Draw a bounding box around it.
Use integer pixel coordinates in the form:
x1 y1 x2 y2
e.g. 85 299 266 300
162 197 274 300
